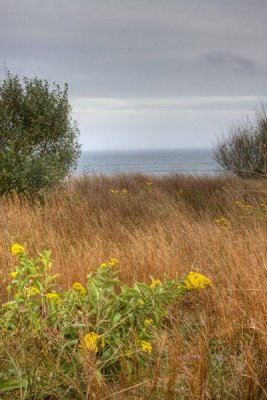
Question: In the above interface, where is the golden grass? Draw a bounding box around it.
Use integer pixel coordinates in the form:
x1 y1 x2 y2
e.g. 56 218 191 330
1 173 267 398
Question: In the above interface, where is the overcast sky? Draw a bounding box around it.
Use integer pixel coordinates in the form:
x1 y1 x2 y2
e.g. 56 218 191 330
1 0 267 150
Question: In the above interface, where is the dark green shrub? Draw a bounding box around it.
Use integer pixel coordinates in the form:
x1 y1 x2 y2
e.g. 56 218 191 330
0 71 81 194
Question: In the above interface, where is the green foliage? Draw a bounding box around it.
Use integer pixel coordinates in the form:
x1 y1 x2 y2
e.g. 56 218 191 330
0 71 81 194
0 247 212 398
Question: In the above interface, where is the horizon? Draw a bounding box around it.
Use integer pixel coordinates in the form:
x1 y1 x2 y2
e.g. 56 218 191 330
77 147 218 176
80 147 213 152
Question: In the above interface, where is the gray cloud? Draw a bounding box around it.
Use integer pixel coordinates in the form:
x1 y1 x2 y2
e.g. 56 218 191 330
1 0 267 97
0 0 267 149
202 50 256 75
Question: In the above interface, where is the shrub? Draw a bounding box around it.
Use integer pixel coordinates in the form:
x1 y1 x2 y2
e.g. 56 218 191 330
0 71 81 195
0 245 212 398
214 104 267 178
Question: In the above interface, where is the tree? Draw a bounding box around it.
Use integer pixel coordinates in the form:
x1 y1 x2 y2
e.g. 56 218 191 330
214 104 267 178
0 71 81 194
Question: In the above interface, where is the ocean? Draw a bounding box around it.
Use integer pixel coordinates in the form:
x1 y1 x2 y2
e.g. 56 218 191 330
76 148 222 176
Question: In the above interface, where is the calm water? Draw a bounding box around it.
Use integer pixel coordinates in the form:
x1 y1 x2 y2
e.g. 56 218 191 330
76 149 221 176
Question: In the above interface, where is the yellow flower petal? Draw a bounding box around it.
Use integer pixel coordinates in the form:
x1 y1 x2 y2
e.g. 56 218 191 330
184 271 212 290
11 243 26 255
140 340 152 353
73 282 87 296
150 279 161 289
83 332 104 353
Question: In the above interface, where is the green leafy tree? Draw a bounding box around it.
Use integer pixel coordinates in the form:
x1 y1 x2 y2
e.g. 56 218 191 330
0 71 81 194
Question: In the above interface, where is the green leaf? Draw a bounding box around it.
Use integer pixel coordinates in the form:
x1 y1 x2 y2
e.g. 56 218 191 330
0 379 27 393
112 312 122 325
31 312 41 330
46 274 60 283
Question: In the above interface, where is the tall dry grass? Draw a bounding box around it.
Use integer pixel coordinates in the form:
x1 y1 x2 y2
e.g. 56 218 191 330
1 173 267 398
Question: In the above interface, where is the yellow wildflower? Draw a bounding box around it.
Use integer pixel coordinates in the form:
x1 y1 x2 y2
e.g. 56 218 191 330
140 340 152 354
184 271 212 290
109 258 119 266
10 271 18 279
83 332 105 353
150 279 161 289
110 188 119 195
100 259 119 268
27 287 41 297
138 299 145 305
73 282 87 296
125 349 132 358
11 243 26 255
45 293 62 302
109 261 116 267
146 182 154 187
214 217 228 226
144 319 153 325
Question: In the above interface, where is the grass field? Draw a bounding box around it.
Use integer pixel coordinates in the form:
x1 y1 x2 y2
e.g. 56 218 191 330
1 173 267 399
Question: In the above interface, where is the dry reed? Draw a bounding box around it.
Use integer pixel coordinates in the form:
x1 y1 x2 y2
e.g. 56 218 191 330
1 173 267 398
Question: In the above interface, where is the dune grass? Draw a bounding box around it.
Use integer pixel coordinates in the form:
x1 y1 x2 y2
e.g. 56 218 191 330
1 173 267 399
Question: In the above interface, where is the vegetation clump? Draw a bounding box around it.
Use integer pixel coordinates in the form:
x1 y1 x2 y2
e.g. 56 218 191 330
0 71 81 195
1 174 267 398
0 244 211 398
214 104 267 178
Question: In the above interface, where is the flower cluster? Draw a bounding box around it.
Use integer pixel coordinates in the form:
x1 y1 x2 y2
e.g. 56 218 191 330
150 279 161 289
184 271 212 290
110 188 129 196
214 217 229 227
140 340 152 353
83 332 105 353
100 258 119 269
11 243 26 255
235 201 253 212
45 292 62 302
73 282 87 296
27 287 41 297
234 200 267 220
